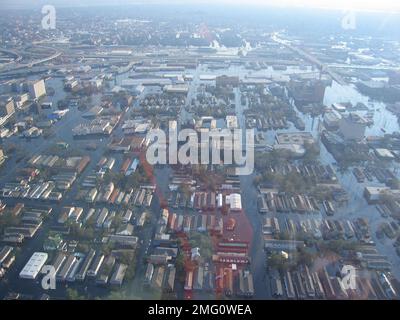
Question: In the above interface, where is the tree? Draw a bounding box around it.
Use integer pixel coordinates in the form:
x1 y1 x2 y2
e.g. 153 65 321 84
303 142 320 165
267 253 290 272
0 211 21 234
66 288 85 300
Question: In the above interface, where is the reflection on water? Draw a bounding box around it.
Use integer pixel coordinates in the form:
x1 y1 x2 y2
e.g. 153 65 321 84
324 81 399 135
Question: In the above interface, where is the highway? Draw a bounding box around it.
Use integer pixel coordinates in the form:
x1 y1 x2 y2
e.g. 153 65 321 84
0 45 62 73
271 34 347 85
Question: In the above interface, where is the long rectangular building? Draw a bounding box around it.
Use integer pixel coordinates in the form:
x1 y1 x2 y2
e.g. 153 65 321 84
19 252 48 280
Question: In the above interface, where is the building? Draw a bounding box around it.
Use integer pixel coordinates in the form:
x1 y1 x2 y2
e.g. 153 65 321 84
87 254 105 278
273 144 306 158
276 132 315 146
184 270 194 290
226 115 238 129
75 249 96 281
163 84 189 94
0 246 13 265
144 263 155 286
338 113 367 141
238 270 255 297
332 103 347 113
0 148 6 166
28 80 46 100
110 263 128 286
193 267 204 290
108 235 138 248
264 239 305 252
164 266 176 293
363 186 390 204
57 255 77 282
0 97 15 117
216 75 239 87
14 93 29 108
374 148 395 160
151 266 165 289
288 79 327 106
19 252 48 279
226 193 242 211
323 110 341 129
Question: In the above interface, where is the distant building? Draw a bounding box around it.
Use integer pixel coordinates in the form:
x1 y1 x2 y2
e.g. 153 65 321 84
216 75 239 87
332 103 347 113
226 193 242 211
363 186 390 204
163 84 189 94
0 97 15 117
338 113 367 141
14 93 29 108
357 80 400 103
28 79 46 100
264 239 305 252
0 148 5 166
374 148 395 160
273 144 305 158
288 79 327 106
323 110 341 130
276 132 315 146
226 115 238 129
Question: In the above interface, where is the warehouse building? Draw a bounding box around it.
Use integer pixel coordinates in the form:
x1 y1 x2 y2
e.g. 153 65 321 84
19 252 48 279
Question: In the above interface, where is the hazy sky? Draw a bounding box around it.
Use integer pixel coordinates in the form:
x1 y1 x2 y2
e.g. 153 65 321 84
2 0 400 12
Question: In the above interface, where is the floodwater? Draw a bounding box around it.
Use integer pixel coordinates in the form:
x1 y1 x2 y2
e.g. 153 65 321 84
114 62 400 294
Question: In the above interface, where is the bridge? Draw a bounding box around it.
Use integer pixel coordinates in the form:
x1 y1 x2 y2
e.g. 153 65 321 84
271 34 347 86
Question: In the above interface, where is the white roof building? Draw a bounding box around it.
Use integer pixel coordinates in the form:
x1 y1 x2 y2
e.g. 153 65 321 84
163 84 189 94
375 148 395 159
227 193 242 211
19 252 48 279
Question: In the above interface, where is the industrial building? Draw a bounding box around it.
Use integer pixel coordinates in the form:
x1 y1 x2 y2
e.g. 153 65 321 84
19 252 48 280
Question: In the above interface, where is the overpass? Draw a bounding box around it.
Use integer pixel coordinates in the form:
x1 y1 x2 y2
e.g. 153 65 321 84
0 46 62 73
271 35 347 86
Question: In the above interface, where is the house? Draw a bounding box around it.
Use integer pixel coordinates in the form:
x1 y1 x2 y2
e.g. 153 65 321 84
108 235 138 248
144 263 154 286
85 188 98 203
122 209 133 223
110 263 128 286
116 223 134 236
193 266 204 291
163 266 176 293
152 266 166 289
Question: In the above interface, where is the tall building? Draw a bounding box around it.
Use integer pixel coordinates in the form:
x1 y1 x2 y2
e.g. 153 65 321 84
0 96 15 117
28 79 46 100
0 148 5 166
288 79 327 106
338 113 368 141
